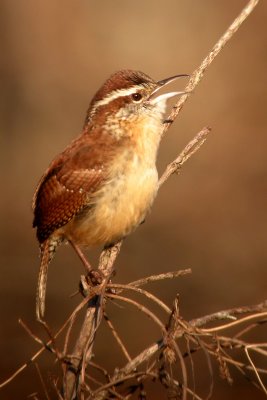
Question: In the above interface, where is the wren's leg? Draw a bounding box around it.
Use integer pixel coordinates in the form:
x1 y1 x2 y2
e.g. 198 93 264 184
68 239 92 273
69 239 105 289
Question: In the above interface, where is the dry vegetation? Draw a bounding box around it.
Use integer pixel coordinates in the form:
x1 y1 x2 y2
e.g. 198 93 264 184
1 0 266 399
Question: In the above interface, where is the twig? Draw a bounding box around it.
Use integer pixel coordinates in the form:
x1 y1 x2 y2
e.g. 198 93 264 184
234 319 267 339
0 294 92 390
104 313 132 362
108 300 267 381
51 379 64 400
191 301 267 329
202 312 267 333
34 363 50 400
88 361 110 382
107 293 166 333
108 283 172 314
185 333 214 400
245 344 267 395
92 371 147 398
161 0 260 136
172 340 188 400
19 319 54 353
215 335 267 358
128 268 192 287
159 127 211 187
205 347 267 377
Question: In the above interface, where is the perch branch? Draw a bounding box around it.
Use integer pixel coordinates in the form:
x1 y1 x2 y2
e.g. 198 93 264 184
161 0 259 135
63 242 122 399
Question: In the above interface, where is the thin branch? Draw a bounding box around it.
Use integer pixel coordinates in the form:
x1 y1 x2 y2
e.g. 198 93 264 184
159 127 211 187
92 371 147 398
34 363 50 400
0 294 91 390
185 334 214 400
104 313 132 362
109 300 267 381
19 319 54 354
245 344 267 395
191 300 267 328
202 312 267 333
161 0 260 136
128 268 192 287
108 283 172 314
88 361 110 382
234 320 267 339
215 335 267 359
172 341 188 400
204 346 267 377
107 293 166 333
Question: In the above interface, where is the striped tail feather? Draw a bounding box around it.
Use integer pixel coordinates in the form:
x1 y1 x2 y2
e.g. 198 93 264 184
36 238 61 320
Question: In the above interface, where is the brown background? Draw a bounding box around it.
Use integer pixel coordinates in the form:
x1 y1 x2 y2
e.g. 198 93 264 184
0 1 267 398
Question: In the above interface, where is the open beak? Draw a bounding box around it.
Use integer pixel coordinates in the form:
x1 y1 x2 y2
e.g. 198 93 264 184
149 73 189 104
157 73 189 87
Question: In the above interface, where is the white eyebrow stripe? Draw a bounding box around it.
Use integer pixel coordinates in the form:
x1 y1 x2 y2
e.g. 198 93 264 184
91 85 142 113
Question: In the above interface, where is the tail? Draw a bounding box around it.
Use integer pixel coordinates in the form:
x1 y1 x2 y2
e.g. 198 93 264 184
36 238 61 321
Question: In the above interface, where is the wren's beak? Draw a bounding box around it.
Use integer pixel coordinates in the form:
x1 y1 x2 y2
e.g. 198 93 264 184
149 74 189 104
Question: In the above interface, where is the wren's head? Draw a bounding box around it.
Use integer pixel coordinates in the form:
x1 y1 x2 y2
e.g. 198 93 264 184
84 70 188 133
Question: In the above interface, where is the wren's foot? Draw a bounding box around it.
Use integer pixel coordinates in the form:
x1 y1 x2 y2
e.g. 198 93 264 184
79 270 104 297
88 269 104 286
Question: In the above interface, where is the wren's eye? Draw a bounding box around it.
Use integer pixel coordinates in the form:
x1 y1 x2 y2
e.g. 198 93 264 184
131 92 143 102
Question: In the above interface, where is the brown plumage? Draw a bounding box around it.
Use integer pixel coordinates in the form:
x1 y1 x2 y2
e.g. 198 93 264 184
33 69 188 320
33 130 122 242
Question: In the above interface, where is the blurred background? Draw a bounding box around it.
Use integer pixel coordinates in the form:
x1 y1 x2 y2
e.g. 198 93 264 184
0 0 266 398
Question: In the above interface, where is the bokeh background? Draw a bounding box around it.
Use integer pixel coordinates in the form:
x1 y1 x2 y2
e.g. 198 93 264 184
1 1 266 398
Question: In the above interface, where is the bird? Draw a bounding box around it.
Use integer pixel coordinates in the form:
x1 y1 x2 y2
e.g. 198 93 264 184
32 69 188 320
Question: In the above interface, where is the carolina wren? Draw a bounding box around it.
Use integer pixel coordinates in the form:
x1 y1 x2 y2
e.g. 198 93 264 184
33 69 188 320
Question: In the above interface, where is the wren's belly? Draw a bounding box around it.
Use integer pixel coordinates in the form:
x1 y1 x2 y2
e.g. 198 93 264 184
67 166 158 246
